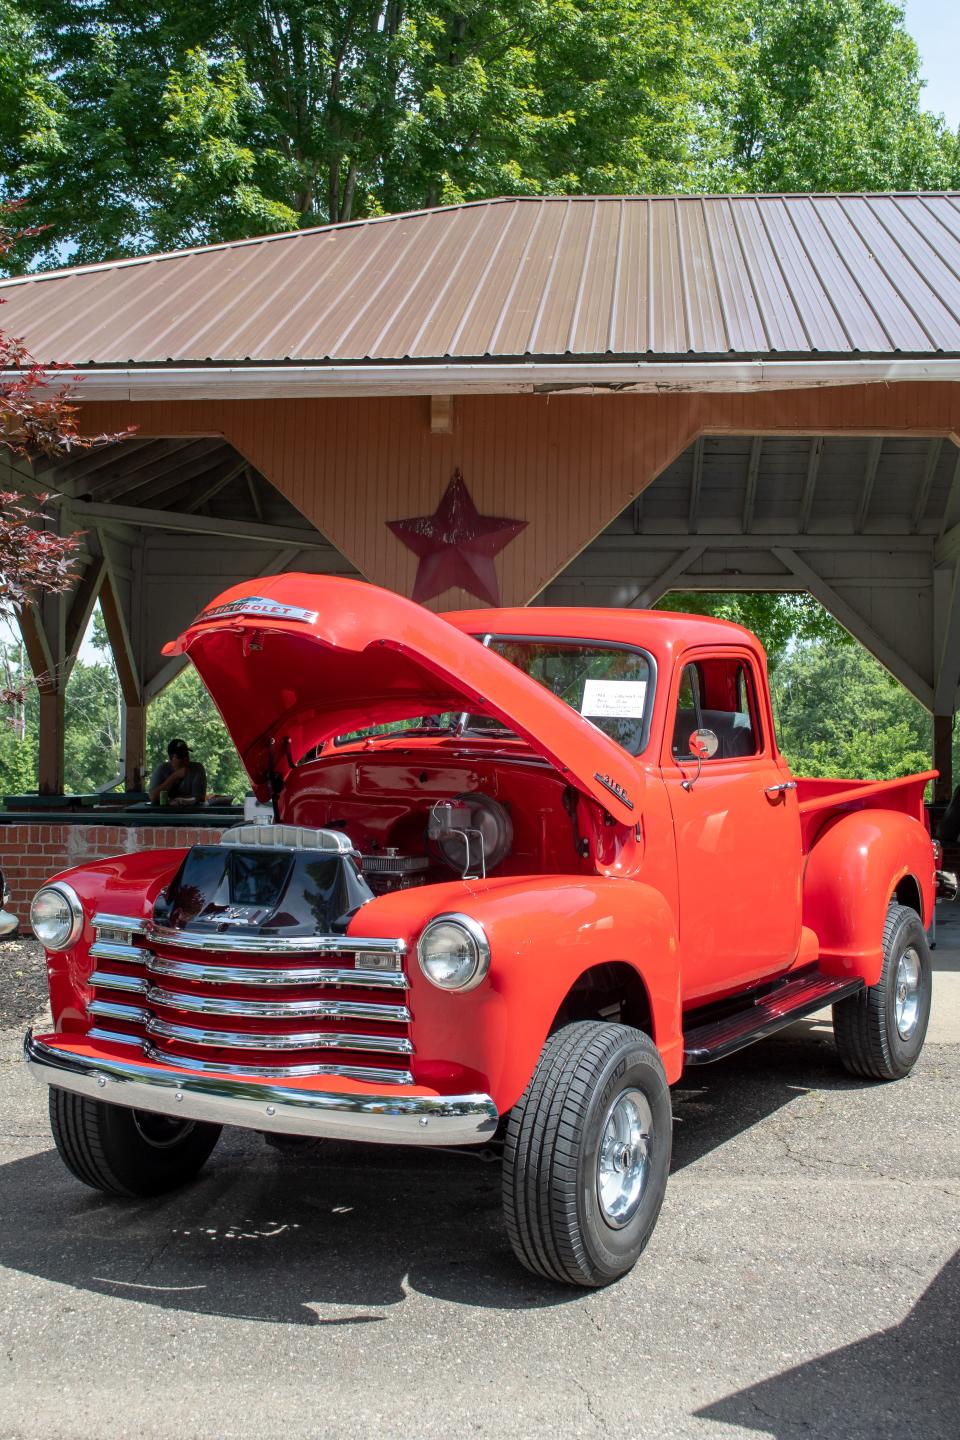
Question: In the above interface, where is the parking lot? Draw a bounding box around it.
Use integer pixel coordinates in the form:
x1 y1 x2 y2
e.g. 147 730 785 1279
0 920 957 1440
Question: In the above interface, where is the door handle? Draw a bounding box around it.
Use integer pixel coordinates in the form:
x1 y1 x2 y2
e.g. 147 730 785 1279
765 780 797 795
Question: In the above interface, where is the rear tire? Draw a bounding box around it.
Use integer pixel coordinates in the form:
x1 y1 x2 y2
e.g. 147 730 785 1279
49 1088 221 1196
832 903 932 1081
502 1021 671 1288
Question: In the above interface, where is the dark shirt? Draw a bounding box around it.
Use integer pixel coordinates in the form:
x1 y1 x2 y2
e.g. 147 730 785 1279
149 760 207 805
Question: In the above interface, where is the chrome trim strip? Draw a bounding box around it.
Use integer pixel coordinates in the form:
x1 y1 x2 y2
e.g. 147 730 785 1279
145 1017 413 1054
88 1026 143 1048
145 986 411 1023
93 914 149 936
88 999 150 1025
147 926 406 957
142 1043 413 1085
25 1031 496 1143
143 955 408 989
88 970 149 995
90 941 146 964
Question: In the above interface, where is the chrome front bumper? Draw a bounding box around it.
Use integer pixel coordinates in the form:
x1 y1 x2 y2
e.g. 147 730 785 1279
24 1031 499 1146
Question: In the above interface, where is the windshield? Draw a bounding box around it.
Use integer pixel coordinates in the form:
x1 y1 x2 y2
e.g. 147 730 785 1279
480 638 652 753
329 637 652 755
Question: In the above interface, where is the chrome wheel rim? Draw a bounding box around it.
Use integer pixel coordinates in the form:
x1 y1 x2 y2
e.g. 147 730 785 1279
596 1088 652 1229
131 1110 197 1149
895 948 922 1041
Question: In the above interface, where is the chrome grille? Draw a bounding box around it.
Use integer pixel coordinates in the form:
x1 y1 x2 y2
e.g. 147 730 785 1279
86 914 414 1084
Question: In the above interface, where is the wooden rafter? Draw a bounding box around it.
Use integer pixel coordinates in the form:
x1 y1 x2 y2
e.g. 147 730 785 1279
687 437 704 533
911 438 943 532
183 457 249 514
741 437 762 533
92 440 210 503
854 437 883 533
798 437 823 534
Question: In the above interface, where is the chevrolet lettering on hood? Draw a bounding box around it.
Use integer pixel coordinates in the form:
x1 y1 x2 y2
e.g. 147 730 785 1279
195 595 319 625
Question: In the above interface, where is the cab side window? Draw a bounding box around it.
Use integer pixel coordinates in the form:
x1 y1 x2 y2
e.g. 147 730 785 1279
672 656 762 761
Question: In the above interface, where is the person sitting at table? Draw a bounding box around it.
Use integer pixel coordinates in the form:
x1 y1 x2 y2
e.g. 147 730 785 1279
149 738 207 806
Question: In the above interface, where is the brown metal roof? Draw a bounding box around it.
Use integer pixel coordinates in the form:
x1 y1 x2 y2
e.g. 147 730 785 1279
4 193 960 366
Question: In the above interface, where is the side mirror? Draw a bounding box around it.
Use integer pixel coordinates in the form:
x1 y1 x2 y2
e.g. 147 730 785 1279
682 728 718 790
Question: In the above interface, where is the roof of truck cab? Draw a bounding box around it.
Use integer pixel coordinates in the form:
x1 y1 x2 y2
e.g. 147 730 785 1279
442 607 761 654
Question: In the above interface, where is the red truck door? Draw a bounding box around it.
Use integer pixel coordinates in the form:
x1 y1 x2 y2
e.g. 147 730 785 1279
662 649 802 1002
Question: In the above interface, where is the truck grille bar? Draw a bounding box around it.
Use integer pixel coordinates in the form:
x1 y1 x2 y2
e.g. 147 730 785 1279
86 914 414 1085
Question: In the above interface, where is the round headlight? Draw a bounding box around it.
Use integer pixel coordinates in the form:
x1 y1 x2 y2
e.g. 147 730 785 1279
417 914 490 992
31 883 84 951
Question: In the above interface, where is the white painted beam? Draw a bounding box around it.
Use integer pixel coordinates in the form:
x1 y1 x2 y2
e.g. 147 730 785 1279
627 545 706 608
67 498 334 549
9 358 960 401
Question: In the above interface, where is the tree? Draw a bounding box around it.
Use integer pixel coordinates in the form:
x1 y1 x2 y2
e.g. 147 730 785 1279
4 1 958 269
717 0 960 193
0 1 734 262
656 589 849 670
773 637 932 780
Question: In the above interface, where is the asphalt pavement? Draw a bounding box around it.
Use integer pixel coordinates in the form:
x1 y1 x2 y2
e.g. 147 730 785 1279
0 917 957 1440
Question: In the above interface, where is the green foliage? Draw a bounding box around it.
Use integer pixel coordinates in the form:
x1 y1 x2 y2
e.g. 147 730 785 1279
718 0 959 193
773 639 932 781
657 590 849 669
146 665 248 800
6 0 956 266
63 658 121 791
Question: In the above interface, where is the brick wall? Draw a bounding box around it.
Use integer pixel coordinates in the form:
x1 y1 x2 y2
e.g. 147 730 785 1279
0 823 224 918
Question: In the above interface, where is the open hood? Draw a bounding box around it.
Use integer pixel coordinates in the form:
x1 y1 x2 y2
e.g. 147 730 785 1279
163 575 642 824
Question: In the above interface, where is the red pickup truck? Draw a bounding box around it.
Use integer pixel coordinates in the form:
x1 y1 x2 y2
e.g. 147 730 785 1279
25 576 938 1288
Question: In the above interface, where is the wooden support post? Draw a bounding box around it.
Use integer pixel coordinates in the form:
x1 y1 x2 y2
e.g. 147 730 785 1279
121 700 147 792
934 713 954 804
37 690 66 795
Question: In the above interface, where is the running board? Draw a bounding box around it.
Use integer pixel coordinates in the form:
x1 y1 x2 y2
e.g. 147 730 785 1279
683 970 864 1065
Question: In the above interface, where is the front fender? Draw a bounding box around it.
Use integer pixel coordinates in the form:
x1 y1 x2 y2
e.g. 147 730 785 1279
349 876 683 1113
803 811 934 985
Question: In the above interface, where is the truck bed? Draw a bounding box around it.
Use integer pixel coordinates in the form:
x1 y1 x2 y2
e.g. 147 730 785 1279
796 771 936 852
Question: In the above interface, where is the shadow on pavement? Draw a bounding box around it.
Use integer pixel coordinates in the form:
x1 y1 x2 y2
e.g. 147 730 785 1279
671 1021 875 1172
0 1023 882 1325
0 1136 565 1325
696 1250 960 1440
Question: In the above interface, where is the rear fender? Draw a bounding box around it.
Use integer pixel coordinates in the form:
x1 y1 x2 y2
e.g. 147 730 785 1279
803 811 934 985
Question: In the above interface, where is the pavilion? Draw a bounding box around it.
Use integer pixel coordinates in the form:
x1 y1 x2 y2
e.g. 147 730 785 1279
2 191 959 804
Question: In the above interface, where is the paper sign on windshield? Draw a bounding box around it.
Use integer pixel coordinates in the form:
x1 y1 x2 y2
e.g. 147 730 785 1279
580 679 647 720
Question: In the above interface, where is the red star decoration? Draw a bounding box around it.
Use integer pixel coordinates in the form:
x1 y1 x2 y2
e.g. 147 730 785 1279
388 469 527 606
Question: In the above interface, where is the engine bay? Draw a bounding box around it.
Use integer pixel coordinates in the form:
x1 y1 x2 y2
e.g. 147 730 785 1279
279 749 599 893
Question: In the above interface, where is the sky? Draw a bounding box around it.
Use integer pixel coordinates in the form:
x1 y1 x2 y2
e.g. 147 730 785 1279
903 0 960 130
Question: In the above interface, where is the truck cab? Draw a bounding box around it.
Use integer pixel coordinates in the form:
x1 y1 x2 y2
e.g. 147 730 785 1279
25 574 937 1288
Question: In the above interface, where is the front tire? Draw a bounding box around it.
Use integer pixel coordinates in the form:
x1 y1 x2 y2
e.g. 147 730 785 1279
502 1022 671 1288
833 903 932 1081
49 1089 221 1196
